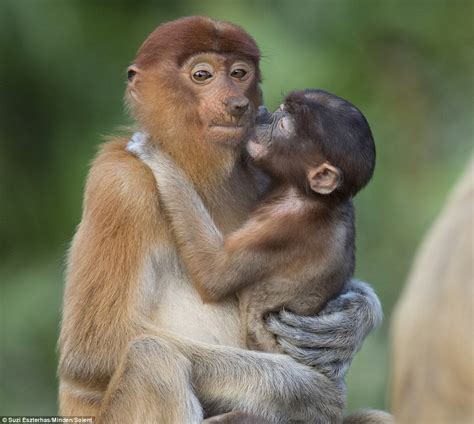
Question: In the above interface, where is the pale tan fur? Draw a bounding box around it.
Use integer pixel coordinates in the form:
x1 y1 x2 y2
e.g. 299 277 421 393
390 158 474 424
58 39 345 422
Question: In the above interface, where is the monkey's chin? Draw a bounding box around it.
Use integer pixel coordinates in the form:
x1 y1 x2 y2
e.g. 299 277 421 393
208 126 250 146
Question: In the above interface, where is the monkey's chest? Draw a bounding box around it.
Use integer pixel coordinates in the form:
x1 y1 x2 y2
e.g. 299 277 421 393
148 248 243 347
156 281 243 346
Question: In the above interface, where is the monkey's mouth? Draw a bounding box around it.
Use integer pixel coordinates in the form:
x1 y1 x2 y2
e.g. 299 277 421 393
210 124 246 130
209 111 253 132
208 122 251 146
255 106 274 127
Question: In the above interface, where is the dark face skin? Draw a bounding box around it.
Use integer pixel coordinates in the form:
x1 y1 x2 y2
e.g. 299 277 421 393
247 103 343 196
247 105 292 160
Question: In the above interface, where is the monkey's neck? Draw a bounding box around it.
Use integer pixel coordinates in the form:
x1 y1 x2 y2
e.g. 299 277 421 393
151 134 236 189
151 133 260 231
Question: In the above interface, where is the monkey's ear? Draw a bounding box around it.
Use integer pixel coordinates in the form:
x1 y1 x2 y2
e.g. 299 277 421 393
127 65 140 83
307 163 342 195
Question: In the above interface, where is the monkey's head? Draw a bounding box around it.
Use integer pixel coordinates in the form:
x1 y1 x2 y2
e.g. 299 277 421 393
126 17 262 151
248 89 375 199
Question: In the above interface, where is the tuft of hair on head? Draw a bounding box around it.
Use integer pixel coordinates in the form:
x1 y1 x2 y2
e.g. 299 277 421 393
134 16 261 81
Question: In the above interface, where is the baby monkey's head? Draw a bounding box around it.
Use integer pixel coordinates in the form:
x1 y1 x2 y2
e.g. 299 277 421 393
247 89 376 199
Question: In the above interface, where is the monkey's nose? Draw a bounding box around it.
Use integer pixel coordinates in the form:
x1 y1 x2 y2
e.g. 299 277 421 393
225 97 249 117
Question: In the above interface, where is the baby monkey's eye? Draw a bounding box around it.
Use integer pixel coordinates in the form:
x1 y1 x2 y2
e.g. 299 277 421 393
280 116 291 130
278 116 294 136
231 69 248 79
192 70 213 83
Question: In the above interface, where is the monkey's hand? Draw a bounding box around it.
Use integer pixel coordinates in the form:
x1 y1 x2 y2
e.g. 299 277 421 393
266 279 382 381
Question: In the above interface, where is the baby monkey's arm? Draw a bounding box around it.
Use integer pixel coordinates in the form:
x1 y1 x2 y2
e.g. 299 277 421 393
128 136 274 302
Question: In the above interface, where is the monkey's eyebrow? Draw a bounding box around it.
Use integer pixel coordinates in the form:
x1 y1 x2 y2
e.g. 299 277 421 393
181 53 216 67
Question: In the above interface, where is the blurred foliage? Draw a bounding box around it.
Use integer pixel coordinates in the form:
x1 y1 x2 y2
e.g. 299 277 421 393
0 0 472 416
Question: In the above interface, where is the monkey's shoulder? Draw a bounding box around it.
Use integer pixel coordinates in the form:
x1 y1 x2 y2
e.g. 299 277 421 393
82 136 163 227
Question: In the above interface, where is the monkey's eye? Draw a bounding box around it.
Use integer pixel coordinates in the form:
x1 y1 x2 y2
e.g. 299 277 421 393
278 116 294 136
192 70 213 83
231 69 248 80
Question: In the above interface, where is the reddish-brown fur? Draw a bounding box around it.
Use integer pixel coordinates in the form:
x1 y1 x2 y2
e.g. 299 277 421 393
59 17 267 419
135 16 261 72
59 137 167 413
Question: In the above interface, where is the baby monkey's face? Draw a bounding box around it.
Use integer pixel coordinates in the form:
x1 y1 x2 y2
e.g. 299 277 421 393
246 93 345 197
247 104 297 161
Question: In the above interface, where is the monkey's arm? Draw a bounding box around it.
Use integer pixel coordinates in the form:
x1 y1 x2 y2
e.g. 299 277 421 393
59 139 205 422
128 137 276 302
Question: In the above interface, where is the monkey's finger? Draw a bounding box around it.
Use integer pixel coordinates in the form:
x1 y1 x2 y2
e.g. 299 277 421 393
317 361 351 381
275 337 320 367
328 279 383 328
277 337 353 368
277 338 353 366
267 316 350 349
277 309 354 334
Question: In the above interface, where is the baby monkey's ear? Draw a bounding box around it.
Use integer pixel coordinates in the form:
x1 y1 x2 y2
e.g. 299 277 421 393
307 162 342 195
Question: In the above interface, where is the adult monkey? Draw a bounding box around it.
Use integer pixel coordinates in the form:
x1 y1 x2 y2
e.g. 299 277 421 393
58 16 383 423
391 159 474 423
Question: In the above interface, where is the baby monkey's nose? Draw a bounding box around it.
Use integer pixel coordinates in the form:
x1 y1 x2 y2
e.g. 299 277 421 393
225 97 249 117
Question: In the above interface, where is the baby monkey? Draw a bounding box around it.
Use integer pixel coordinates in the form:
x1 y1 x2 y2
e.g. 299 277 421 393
128 89 375 353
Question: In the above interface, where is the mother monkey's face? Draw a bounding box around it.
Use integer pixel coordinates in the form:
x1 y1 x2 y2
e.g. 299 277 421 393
125 16 263 150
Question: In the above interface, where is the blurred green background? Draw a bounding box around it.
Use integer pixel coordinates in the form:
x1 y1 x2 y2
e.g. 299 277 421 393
1 0 472 416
